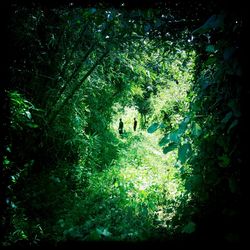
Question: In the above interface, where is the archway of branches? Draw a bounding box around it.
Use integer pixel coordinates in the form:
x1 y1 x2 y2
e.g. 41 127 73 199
2 0 243 246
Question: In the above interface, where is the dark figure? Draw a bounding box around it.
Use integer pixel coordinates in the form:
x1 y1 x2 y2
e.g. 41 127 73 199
118 118 124 135
133 118 138 131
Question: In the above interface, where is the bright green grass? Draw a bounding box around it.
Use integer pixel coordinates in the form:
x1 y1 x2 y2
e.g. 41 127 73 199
61 131 188 241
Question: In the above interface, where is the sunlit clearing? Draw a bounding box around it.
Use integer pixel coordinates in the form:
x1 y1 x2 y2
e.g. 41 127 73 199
64 128 190 240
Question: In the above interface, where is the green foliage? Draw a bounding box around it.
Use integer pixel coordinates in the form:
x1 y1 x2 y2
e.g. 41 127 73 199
181 221 196 234
163 143 178 154
178 143 192 164
147 123 159 133
159 134 170 147
143 8 242 243
3 1 242 246
191 123 202 138
8 91 41 130
58 131 187 241
192 14 225 35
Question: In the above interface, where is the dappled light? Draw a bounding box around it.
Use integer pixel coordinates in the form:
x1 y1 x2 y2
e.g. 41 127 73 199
1 0 244 247
61 129 188 241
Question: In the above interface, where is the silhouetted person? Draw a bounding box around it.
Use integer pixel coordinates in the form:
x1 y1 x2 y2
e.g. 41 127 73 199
118 118 124 135
133 118 137 131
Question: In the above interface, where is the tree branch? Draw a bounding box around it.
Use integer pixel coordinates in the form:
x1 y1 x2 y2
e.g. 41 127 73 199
48 50 109 125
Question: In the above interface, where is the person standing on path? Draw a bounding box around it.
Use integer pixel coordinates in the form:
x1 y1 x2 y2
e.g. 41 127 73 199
133 117 137 131
118 118 124 135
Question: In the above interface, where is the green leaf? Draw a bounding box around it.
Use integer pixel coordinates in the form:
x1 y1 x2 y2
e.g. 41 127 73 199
218 154 230 167
89 8 96 14
186 175 203 191
191 123 202 137
3 158 11 165
182 221 196 234
27 123 39 128
204 56 217 66
144 23 151 32
96 227 112 237
163 143 177 154
19 230 28 240
221 111 233 124
201 81 211 89
147 123 159 133
88 229 101 240
159 123 166 129
25 111 32 119
206 45 215 53
178 143 192 164
169 130 181 143
227 120 238 134
178 117 190 133
192 14 224 35
159 134 170 147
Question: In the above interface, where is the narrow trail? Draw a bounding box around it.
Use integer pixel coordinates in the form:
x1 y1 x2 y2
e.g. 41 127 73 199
63 131 186 241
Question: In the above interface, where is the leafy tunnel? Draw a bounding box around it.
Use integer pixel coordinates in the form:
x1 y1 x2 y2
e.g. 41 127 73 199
1 0 245 247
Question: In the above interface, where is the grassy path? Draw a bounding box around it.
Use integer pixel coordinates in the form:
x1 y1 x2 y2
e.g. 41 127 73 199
62 131 186 241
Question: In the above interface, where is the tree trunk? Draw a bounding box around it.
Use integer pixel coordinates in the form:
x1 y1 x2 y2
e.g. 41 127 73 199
48 50 109 125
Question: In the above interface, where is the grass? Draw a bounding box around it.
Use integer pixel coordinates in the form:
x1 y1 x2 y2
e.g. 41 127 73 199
60 130 188 241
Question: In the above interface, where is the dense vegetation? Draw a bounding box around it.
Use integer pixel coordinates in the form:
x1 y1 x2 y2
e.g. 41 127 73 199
1 0 245 247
